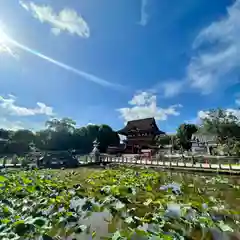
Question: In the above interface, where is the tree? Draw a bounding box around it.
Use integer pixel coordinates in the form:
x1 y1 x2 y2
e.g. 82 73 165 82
0 129 10 140
156 135 172 146
176 124 198 151
71 127 90 153
11 130 35 145
0 130 36 155
34 130 52 150
98 125 120 152
0 118 120 154
199 108 240 143
46 118 76 133
198 108 240 156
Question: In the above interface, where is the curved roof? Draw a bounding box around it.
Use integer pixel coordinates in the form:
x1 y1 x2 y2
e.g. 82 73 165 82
117 118 165 136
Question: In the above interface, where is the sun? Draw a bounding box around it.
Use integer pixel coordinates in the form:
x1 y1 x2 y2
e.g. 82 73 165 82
0 31 10 53
0 26 9 44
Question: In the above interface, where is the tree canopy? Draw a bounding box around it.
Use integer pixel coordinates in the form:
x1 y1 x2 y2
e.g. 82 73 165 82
1 107 240 156
176 124 198 150
0 118 120 155
197 108 240 156
199 108 240 142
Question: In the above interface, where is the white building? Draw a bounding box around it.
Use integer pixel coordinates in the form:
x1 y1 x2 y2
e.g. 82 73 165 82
191 133 218 155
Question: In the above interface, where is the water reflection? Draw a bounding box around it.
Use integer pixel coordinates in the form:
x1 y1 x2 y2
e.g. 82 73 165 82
159 182 181 195
67 170 240 240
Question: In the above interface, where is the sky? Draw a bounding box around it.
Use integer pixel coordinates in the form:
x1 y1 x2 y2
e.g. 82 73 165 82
0 0 240 133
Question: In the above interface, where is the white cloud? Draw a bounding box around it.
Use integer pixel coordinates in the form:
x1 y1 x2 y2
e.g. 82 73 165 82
0 117 44 131
196 108 240 124
0 95 54 117
157 81 185 98
128 91 156 105
139 0 149 26
19 1 90 38
117 91 182 123
188 97 240 125
157 0 240 98
0 118 25 131
197 110 210 120
189 0 240 93
225 108 240 119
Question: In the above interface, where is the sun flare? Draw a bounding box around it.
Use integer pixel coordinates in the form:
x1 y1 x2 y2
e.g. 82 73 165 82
0 25 17 58
0 26 9 44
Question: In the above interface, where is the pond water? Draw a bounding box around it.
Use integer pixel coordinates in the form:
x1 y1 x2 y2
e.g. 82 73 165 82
59 168 240 240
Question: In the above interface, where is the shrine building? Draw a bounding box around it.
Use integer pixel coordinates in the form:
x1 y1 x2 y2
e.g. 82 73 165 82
116 118 165 154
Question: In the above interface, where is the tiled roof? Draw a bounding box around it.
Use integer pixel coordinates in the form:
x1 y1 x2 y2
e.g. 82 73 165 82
117 118 165 136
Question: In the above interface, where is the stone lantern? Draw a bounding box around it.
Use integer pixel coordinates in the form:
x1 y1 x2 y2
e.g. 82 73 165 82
91 139 100 162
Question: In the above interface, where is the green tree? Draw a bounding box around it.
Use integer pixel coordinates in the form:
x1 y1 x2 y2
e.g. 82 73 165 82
176 124 198 150
0 129 11 140
11 130 35 145
46 118 76 133
34 130 52 150
2 130 35 155
98 124 120 152
199 108 240 143
0 118 120 154
155 135 172 147
44 118 77 151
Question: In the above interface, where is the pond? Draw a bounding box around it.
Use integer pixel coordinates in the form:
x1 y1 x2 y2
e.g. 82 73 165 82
0 166 239 239
55 167 240 239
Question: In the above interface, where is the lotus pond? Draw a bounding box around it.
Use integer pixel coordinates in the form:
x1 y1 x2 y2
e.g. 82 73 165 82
0 166 239 240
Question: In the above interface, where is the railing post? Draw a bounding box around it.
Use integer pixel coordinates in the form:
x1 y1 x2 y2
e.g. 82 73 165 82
229 159 232 171
218 157 222 170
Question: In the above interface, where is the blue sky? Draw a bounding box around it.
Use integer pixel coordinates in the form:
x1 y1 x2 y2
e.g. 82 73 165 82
0 0 240 133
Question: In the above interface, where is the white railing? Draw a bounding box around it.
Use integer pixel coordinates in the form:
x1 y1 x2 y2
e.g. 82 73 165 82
98 155 240 172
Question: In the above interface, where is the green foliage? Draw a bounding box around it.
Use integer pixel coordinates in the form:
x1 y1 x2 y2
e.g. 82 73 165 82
156 135 172 146
199 108 240 142
176 124 198 150
0 167 239 239
46 118 76 133
199 108 240 156
0 118 119 155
